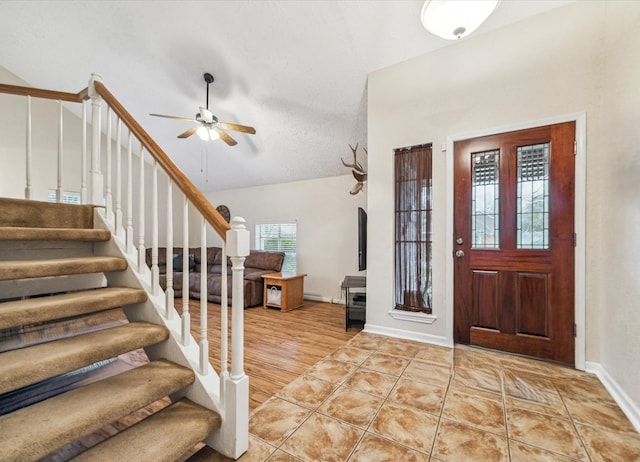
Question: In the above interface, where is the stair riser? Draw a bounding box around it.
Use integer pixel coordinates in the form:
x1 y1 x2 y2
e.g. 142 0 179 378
0 241 94 261
0 273 107 300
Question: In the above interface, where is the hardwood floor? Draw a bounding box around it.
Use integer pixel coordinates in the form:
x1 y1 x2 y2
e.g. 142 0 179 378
188 299 361 410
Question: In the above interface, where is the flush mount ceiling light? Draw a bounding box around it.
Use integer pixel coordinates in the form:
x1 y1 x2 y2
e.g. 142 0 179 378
421 0 500 40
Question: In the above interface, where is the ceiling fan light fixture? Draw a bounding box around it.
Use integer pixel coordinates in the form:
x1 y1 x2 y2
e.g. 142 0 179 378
197 126 220 141
420 0 499 40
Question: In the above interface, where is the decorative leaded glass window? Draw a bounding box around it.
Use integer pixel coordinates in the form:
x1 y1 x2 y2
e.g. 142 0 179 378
517 143 550 249
472 151 500 248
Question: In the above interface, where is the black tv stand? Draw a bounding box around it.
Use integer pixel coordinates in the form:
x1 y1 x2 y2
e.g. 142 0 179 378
342 276 366 330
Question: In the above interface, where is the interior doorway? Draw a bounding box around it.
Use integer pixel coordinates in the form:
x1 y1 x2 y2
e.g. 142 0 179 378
453 122 576 365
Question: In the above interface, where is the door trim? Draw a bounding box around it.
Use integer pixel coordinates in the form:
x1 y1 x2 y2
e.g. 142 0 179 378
445 113 586 369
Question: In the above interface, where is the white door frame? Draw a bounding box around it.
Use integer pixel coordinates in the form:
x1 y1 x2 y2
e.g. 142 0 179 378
445 112 587 370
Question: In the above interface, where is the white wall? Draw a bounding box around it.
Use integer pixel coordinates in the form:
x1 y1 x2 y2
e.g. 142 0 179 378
368 1 640 410
201 175 367 301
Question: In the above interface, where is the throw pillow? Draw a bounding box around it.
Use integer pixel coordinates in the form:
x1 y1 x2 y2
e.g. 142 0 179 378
173 253 184 272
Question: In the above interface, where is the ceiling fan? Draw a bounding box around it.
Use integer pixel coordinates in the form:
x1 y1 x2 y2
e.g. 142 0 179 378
150 72 256 146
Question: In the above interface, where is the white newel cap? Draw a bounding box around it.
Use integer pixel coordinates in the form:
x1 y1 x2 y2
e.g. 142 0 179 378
227 217 250 257
88 73 103 98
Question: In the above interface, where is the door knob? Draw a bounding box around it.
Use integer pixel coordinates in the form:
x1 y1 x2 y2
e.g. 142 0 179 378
456 238 464 245
455 250 465 258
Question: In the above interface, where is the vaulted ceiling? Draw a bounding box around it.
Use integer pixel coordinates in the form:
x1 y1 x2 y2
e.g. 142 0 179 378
0 1 572 191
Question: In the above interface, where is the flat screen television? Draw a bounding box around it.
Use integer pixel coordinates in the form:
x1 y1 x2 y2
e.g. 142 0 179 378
358 207 367 271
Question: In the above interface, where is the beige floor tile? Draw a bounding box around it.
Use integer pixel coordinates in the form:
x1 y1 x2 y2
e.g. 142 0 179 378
376 339 422 358
267 450 303 461
388 377 446 415
347 333 386 351
327 346 372 366
318 386 382 428
369 402 439 453
349 433 429 462
442 388 506 435
448 380 502 402
554 377 616 405
503 369 563 407
505 396 569 420
508 440 581 461
344 368 398 398
431 419 509 462
280 413 363 462
562 396 637 433
306 359 358 385
452 365 502 394
276 374 335 410
402 359 452 387
575 422 640 462
361 352 409 376
414 344 454 366
507 407 588 460
249 398 312 446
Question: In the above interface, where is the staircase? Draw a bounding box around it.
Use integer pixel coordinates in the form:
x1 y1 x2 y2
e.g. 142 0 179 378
0 198 222 461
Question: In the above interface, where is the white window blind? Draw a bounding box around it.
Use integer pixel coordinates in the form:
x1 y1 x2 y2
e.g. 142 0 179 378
255 222 297 273
47 190 81 204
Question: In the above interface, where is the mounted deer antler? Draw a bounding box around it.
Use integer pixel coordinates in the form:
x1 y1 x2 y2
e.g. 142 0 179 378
341 143 367 195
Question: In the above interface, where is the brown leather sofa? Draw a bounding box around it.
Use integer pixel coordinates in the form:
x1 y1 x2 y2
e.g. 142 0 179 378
146 247 285 308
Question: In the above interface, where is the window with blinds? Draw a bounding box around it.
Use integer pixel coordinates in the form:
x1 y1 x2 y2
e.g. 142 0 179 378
47 190 81 204
255 222 297 273
394 144 433 314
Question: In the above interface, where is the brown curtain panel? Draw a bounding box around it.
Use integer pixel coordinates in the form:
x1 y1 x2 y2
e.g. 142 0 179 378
394 144 433 314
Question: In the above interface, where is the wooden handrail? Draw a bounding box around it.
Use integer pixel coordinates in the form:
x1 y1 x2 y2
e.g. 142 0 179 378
0 83 88 103
93 81 230 239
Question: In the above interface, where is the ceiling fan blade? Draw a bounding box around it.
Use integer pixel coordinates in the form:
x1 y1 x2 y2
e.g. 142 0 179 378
213 127 237 146
177 127 198 139
149 113 194 122
199 107 215 124
217 121 256 135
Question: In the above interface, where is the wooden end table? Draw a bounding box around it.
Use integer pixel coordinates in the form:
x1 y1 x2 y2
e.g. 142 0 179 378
261 272 307 311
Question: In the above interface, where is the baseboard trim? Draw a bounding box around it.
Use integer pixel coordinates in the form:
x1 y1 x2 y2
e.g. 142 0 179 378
304 294 345 305
585 361 640 433
363 323 453 348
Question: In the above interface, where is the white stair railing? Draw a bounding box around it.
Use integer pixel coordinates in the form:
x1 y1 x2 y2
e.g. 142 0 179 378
0 75 249 459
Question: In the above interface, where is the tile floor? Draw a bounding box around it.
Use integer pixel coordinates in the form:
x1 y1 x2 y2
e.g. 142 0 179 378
216 332 640 461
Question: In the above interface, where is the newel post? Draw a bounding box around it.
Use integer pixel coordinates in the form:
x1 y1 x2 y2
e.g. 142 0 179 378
88 73 104 206
223 216 249 458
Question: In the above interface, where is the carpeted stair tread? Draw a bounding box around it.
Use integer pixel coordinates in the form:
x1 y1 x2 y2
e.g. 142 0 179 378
0 287 148 330
71 398 222 462
0 226 111 241
0 255 127 281
0 322 169 394
0 197 95 229
0 360 196 462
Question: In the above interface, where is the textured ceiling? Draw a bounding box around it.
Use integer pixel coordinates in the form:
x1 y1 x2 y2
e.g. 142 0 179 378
0 0 572 192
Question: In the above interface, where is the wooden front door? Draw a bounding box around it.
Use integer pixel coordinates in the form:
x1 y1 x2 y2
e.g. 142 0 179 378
453 122 576 365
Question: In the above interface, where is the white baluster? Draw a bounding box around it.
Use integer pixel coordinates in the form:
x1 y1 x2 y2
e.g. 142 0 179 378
89 73 103 206
126 133 135 255
81 101 87 204
165 179 174 319
105 106 113 224
56 100 63 203
25 96 31 200
200 218 208 375
151 161 159 296
227 217 249 380
181 196 190 345
115 118 124 241
220 242 229 399
138 148 146 272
